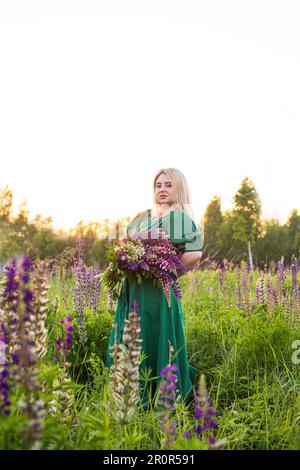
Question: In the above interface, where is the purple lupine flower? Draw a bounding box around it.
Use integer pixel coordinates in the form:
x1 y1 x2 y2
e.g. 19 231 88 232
242 273 247 293
3 256 35 356
256 273 266 305
0 367 10 415
0 323 11 416
292 261 298 293
207 407 216 416
20 256 32 284
195 424 208 435
208 435 217 445
272 285 278 305
73 260 88 345
64 333 73 351
236 286 242 309
183 374 220 447
158 357 178 449
194 406 203 420
158 363 178 409
206 419 218 429
75 236 84 264
295 257 298 276
56 316 74 362
255 282 260 304
1 256 47 445
278 259 285 282
3 257 19 312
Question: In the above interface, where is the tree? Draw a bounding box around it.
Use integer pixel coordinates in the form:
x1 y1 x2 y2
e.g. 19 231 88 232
215 210 238 262
285 209 300 261
203 196 223 257
256 218 289 266
231 177 262 266
0 186 13 221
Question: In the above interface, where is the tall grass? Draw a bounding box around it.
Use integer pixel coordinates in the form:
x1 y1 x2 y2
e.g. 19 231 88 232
0 259 300 449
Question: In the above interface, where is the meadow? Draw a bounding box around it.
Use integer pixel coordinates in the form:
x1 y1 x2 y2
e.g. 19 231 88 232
0 254 300 450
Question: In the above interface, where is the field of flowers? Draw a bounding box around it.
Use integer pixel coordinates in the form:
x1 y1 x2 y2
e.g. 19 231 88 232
1 252 300 450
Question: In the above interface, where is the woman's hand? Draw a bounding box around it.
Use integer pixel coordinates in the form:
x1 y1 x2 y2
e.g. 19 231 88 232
178 251 202 277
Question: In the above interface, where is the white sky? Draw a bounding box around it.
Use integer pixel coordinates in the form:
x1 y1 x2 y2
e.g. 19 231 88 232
0 0 299 231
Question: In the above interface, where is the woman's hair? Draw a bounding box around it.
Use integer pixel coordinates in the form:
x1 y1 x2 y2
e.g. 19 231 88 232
152 168 195 220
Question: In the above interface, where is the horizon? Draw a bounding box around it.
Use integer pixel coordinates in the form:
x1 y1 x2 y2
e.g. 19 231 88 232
1 181 298 233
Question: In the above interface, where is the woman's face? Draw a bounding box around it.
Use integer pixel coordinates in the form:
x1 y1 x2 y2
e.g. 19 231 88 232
154 173 176 207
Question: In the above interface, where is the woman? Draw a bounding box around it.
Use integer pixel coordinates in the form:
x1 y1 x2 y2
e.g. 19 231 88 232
106 168 204 409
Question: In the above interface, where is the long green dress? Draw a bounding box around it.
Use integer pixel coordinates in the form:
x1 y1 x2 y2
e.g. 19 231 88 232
106 209 204 409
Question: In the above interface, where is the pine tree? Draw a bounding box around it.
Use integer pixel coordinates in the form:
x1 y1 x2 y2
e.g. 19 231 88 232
231 177 262 266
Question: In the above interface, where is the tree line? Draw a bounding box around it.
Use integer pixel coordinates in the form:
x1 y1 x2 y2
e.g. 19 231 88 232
0 178 299 268
203 176 300 267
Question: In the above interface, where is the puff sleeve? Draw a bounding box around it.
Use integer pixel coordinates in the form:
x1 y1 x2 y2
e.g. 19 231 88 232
166 210 204 254
126 210 148 237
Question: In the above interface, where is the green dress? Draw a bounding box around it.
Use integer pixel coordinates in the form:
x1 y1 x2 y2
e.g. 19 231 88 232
106 209 204 409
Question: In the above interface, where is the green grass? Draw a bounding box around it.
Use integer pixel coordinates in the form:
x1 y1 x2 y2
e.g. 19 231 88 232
1 267 300 449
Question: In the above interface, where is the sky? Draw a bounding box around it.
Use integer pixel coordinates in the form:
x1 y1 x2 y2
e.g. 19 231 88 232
0 0 300 231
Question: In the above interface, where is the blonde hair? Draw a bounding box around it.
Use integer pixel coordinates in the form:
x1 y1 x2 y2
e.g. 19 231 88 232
152 168 196 221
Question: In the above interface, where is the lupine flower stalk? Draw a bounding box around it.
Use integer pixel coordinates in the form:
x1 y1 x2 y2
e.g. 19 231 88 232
0 323 10 415
73 236 88 344
254 261 300 325
276 257 294 324
55 316 74 367
295 286 300 325
90 266 101 312
30 260 50 359
108 299 142 425
107 289 118 311
236 264 254 318
242 269 252 320
276 258 286 305
236 265 243 309
291 257 298 294
248 266 254 293
73 246 101 343
48 316 74 421
0 256 46 448
266 276 277 322
157 341 178 450
184 374 226 449
218 262 226 292
61 286 70 312
289 257 300 325
255 271 267 304
84 266 101 312
73 259 88 345
284 295 294 324
0 257 19 349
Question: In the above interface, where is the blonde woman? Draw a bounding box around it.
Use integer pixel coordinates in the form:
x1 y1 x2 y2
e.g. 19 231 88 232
106 168 204 409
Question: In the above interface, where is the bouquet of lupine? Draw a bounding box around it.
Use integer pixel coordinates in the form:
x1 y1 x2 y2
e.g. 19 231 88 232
99 228 187 307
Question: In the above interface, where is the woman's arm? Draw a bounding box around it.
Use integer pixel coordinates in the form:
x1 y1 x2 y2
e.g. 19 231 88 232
178 251 202 277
